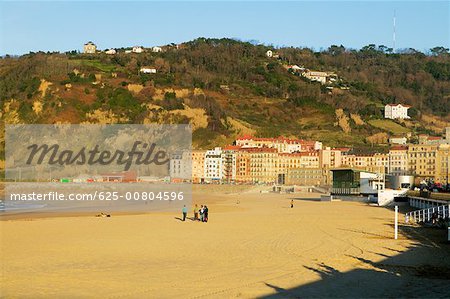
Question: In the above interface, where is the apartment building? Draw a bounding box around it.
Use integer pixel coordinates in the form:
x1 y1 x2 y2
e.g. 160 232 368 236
286 168 327 186
408 144 438 182
222 146 239 183
169 152 192 181
235 150 252 183
320 147 343 169
389 146 409 175
191 150 206 183
247 148 278 184
204 147 223 181
436 144 450 184
366 153 389 174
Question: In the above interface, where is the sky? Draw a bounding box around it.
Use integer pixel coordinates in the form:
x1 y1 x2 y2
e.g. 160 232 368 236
0 1 449 55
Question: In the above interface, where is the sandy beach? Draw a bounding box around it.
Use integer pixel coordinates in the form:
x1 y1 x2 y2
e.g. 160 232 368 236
1 186 450 298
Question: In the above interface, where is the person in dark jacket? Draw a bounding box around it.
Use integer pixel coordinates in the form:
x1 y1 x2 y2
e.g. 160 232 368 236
204 205 209 222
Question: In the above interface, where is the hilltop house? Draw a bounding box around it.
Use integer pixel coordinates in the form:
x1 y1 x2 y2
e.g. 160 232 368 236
140 67 157 74
83 41 97 54
266 50 273 57
152 46 163 53
389 136 408 145
302 70 329 84
384 104 411 120
132 46 144 53
288 65 304 72
105 48 116 55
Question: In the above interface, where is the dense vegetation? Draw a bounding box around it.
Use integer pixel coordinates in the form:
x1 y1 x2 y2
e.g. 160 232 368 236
0 38 449 150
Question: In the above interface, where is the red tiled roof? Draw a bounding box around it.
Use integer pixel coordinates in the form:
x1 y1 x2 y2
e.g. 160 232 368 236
386 103 411 108
223 145 242 150
279 151 319 157
241 147 278 153
390 145 408 151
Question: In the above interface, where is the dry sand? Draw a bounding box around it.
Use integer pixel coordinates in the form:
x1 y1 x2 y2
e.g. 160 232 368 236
1 187 449 298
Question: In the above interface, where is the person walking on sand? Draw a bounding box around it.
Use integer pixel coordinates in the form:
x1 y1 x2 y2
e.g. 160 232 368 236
182 205 188 221
290 199 294 208
193 204 199 221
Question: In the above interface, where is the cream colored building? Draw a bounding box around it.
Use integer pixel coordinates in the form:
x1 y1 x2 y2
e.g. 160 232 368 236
367 153 389 174
152 46 163 53
286 168 327 186
83 41 97 54
436 144 450 184
191 150 206 183
235 150 251 183
248 148 278 184
320 147 343 169
341 153 388 174
408 144 438 182
388 146 409 175
384 104 410 120
302 71 329 84
105 48 116 55
132 46 144 53
204 147 223 181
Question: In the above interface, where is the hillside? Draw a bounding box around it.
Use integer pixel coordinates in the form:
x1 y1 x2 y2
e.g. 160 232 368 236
1 38 449 151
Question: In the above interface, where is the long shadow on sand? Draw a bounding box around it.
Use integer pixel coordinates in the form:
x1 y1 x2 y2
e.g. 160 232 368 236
259 225 450 298
289 197 322 202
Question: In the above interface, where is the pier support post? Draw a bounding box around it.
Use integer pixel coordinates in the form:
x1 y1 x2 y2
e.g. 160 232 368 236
395 206 398 240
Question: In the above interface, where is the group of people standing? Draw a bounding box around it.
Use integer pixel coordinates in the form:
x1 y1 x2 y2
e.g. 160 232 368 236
193 204 208 222
181 204 209 222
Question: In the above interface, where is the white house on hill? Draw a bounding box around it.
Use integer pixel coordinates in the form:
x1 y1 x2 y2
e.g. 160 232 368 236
302 71 329 84
140 67 157 74
152 46 163 53
132 46 144 53
384 104 411 119
83 41 97 54
105 48 116 55
389 136 408 145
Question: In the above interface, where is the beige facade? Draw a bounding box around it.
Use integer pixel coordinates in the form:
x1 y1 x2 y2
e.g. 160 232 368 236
366 153 389 174
341 153 388 174
191 150 206 183
83 41 97 54
248 148 278 184
235 150 251 183
286 168 327 186
320 147 342 169
389 146 409 175
436 144 450 184
302 71 328 84
408 144 438 182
